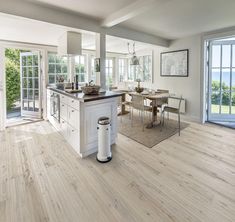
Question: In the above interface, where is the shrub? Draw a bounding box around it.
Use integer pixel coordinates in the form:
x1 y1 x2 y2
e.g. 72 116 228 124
5 49 21 111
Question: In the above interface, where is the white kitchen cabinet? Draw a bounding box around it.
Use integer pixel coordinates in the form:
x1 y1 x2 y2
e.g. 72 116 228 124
60 102 67 121
47 88 120 158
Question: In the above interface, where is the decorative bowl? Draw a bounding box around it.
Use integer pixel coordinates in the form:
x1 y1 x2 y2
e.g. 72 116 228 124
81 85 101 95
135 87 144 93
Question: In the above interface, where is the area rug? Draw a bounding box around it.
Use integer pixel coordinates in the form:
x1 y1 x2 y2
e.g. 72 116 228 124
118 115 189 148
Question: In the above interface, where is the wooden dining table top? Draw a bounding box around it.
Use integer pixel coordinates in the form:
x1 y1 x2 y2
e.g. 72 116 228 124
128 91 173 100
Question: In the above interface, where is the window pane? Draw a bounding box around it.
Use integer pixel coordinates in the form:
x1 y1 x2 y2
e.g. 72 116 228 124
27 56 33 66
222 68 230 89
221 91 230 114
212 45 221 68
33 55 38 66
22 57 26 66
28 67 32 77
28 89 33 99
48 64 55 73
232 92 235 114
33 67 38 77
28 78 33 88
48 54 55 63
232 69 235 89
211 91 220 114
34 90 39 99
222 45 231 68
56 64 61 73
23 78 27 88
23 89 27 99
49 75 55 84
34 78 39 89
233 45 235 67
211 68 220 90
23 67 27 77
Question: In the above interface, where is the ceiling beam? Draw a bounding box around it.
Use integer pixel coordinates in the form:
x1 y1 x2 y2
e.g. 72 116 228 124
0 0 169 47
101 0 157 28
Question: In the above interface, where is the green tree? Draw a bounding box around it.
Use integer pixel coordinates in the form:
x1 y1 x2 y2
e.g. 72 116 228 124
5 49 21 111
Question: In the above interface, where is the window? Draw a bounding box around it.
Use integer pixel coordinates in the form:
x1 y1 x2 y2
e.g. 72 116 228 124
106 58 113 85
48 53 68 84
90 55 96 82
141 55 152 82
127 54 152 82
75 55 86 82
118 58 127 82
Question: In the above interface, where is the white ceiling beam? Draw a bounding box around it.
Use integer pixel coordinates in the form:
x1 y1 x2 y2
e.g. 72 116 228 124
0 0 169 47
102 0 160 27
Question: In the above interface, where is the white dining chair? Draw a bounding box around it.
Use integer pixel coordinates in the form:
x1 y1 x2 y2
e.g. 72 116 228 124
161 96 183 136
131 94 152 131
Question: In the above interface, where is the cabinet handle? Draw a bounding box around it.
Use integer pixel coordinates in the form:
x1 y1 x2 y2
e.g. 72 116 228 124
72 129 75 132
62 104 64 107
71 110 74 112
71 100 74 103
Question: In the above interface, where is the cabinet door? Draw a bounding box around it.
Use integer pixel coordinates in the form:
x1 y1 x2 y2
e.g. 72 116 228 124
68 106 79 129
67 124 80 153
60 102 68 121
60 118 68 139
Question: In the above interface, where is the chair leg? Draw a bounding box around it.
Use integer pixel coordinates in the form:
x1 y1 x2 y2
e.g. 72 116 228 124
160 111 164 132
142 110 144 131
178 112 181 136
131 108 134 127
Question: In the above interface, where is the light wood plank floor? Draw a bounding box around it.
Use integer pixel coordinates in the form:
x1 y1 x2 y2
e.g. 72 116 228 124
0 120 235 222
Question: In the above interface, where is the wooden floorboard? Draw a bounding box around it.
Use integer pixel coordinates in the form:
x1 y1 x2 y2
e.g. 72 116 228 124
0 120 235 222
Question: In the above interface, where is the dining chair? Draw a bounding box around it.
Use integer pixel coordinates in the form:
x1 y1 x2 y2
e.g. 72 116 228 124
118 96 132 123
131 94 152 131
161 96 183 136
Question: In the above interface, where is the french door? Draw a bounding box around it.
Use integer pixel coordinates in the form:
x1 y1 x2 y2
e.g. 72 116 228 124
20 52 42 118
208 40 235 122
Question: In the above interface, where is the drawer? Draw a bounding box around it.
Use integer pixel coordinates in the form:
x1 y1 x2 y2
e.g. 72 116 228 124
60 102 67 121
68 106 79 129
67 125 80 152
60 118 68 139
60 94 68 104
68 97 80 110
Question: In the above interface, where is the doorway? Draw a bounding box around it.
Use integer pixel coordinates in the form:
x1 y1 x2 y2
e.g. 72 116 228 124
207 37 235 127
5 48 42 127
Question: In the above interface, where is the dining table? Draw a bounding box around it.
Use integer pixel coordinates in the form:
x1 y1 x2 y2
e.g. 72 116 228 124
128 91 172 128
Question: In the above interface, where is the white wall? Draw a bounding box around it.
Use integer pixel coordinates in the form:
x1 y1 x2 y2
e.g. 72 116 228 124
155 35 202 121
142 34 202 122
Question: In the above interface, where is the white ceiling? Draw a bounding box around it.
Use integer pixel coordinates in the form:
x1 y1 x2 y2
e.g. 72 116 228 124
120 0 235 39
34 0 136 20
31 0 235 40
0 13 152 53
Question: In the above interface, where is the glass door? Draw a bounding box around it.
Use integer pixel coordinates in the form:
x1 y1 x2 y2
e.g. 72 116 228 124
20 52 41 118
208 39 235 122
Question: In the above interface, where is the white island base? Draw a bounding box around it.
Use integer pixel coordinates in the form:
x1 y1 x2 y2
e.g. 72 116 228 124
47 89 121 158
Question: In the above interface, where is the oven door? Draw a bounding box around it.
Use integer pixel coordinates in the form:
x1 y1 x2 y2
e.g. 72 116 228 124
50 93 60 123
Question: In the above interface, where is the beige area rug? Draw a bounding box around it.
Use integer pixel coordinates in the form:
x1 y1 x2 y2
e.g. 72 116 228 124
118 115 189 148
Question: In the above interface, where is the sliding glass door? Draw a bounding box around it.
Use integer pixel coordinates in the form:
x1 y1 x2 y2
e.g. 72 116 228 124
208 39 235 121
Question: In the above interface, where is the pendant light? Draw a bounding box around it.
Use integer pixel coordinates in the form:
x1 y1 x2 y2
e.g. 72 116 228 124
127 42 139 66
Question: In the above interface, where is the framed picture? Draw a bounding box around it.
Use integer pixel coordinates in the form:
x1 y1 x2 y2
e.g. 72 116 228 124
95 58 100 72
160 49 189 77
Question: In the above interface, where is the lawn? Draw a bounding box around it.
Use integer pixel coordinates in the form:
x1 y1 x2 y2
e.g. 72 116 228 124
211 104 235 114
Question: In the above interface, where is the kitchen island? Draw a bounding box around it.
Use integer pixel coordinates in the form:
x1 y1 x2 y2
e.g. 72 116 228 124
47 87 124 158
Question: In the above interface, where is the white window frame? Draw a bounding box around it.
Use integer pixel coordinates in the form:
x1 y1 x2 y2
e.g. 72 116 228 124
48 52 69 85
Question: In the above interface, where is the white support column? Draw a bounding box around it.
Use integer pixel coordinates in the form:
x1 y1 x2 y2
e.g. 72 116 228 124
0 46 6 130
96 33 106 89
